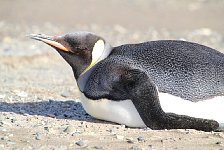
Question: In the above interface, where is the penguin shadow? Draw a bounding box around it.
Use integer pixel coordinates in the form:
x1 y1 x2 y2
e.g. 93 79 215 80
0 99 111 125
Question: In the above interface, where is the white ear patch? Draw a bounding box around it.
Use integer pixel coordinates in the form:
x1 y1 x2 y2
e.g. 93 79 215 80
82 40 105 74
92 39 105 64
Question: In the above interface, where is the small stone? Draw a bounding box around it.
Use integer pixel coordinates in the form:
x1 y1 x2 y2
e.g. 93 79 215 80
148 145 153 150
47 114 56 118
61 90 70 97
75 140 88 147
216 141 222 145
64 126 75 134
1 136 8 140
126 137 136 144
108 128 117 135
137 136 145 142
129 146 142 150
116 135 124 140
93 145 103 149
44 127 54 133
44 126 50 131
35 133 42 140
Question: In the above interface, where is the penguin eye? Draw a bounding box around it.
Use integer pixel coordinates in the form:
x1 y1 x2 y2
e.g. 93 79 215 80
76 46 88 51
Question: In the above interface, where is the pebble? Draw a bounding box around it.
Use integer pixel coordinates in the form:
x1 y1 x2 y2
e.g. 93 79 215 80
108 128 117 135
137 136 145 142
35 133 42 140
126 137 136 144
93 145 103 149
44 127 54 133
216 141 222 145
0 144 4 148
47 114 56 118
120 124 126 129
148 145 153 149
1 136 8 140
61 89 70 97
63 126 75 134
129 146 142 150
75 140 89 147
116 135 124 140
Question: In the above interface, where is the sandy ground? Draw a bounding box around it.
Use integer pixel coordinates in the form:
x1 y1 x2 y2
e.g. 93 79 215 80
1 0 224 149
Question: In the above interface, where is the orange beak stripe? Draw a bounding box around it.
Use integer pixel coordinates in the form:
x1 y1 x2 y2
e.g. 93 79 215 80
29 34 69 52
42 39 69 52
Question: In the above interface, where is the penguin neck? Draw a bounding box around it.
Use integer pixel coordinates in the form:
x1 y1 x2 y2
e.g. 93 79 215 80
56 50 90 79
77 43 113 92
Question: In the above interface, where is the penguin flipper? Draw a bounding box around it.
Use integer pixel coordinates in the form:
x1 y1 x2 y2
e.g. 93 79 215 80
84 64 219 131
116 68 219 131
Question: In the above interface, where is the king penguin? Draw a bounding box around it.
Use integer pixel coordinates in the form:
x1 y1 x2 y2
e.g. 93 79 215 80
29 32 224 131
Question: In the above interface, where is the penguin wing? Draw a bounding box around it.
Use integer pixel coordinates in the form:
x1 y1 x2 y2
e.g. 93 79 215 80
84 62 219 131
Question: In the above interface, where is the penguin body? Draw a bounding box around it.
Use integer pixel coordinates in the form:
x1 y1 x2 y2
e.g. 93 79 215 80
30 32 224 131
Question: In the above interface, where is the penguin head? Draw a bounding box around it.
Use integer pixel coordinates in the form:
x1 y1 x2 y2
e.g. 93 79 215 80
29 32 110 79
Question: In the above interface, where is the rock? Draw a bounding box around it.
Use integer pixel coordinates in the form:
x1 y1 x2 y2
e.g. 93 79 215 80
0 144 4 148
61 89 70 97
63 126 75 134
148 145 153 150
126 137 136 144
35 133 42 140
108 128 117 135
47 114 56 118
44 127 54 133
216 141 222 145
129 146 142 150
93 145 103 149
116 135 124 140
137 136 145 142
120 124 126 129
1 136 8 140
75 140 89 147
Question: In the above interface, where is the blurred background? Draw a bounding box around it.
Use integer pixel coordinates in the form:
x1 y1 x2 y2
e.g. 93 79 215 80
0 0 224 101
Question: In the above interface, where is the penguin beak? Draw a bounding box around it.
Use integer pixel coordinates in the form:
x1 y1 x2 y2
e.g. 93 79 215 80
29 34 69 52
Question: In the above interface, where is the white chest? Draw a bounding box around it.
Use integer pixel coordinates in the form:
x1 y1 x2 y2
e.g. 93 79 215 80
80 93 146 127
79 92 224 129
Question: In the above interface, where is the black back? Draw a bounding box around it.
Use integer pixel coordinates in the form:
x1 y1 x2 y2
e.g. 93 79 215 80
109 40 224 101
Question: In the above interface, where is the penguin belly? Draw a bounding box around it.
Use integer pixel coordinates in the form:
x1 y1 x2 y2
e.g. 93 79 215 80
80 93 146 127
159 93 224 129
